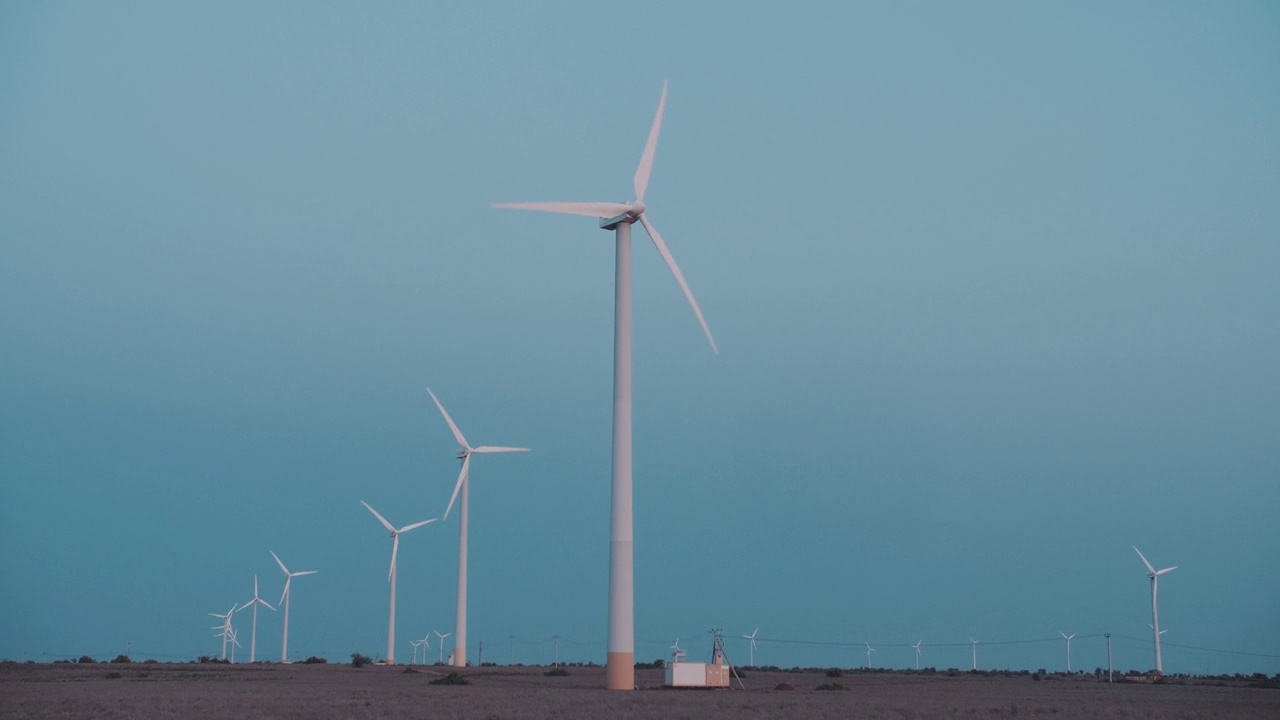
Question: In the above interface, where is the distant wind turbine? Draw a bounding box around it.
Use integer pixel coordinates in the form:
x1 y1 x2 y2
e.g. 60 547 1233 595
494 80 717 691
865 642 876 669
208 604 235 661
970 638 980 671
912 640 922 670
1060 632 1076 673
434 630 451 664
742 629 759 667
361 500 436 666
426 388 528 668
1133 545 1176 673
236 575 276 663
270 550 317 663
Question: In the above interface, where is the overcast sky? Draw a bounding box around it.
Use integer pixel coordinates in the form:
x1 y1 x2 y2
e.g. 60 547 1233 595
2 1 1277 674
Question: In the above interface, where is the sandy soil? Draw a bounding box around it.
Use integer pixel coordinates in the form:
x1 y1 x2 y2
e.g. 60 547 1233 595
2 662 1276 719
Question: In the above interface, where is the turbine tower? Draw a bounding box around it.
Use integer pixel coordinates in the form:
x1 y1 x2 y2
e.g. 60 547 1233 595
912 640 922 670
1133 546 1177 673
361 500 436 666
742 629 758 667
494 81 717 691
434 630 451 664
1060 631 1076 673
970 638 980 671
426 388 529 668
208 604 235 661
270 550 317 663
236 575 276 663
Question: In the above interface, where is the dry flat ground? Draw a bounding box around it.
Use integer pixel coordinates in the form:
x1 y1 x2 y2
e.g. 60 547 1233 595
2 662 1276 720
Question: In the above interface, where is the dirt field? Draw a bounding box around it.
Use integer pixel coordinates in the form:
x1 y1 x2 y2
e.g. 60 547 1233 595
2 662 1276 719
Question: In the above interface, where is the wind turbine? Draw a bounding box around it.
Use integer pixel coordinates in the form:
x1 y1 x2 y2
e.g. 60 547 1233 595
228 627 241 663
425 388 528 668
270 550 317 663
208 605 235 661
1060 632 1076 673
409 638 424 665
742 629 759 667
361 500 436 667
434 630 451 664
912 640 922 670
1133 546 1176 673
670 638 685 663
865 642 876 669
236 575 276 663
417 633 432 665
494 80 717 691
970 638 980 671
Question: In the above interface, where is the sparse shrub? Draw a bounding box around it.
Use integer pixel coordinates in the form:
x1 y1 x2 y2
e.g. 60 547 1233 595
1032 672 1043 681
545 667 570 677
77 656 96 664
634 659 663 670
198 656 212 664
402 666 419 674
301 656 328 664
947 668 960 677
105 671 123 679
111 655 132 664
429 672 471 686
480 661 496 667
825 667 843 678
351 653 372 668
815 682 845 691
143 659 158 664
775 682 795 691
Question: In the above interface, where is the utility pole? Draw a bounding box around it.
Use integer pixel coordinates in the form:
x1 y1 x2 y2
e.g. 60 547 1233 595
1105 633 1113 683
554 635 560 667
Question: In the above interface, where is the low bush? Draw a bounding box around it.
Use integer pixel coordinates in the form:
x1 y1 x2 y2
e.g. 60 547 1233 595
77 656 96 664
430 672 471 686
110 655 132 664
815 682 845 691
544 667 570 677
301 656 328 664
825 668 843 678
351 653 372 668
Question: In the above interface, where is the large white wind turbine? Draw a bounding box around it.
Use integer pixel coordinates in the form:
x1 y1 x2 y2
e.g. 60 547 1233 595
742 629 759 667
270 550 317 663
1060 631 1076 673
426 388 528 668
362 500 436 667
494 81 716 691
1133 546 1176 673
236 575 276 663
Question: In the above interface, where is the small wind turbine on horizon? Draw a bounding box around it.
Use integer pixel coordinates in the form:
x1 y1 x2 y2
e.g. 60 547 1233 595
208 604 235 661
236 575 276 664
970 638 980 671
1134 545 1176 673
426 388 528 668
434 630 451 664
270 550 317 664
742 629 759 667
361 500 436 667
1060 632 1076 673
865 642 876 669
494 79 717 691
912 640 922 670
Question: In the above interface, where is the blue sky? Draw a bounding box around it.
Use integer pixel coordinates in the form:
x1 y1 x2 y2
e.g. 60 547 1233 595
2 1 1277 674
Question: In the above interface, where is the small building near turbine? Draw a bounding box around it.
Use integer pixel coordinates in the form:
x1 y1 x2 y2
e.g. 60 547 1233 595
664 638 731 688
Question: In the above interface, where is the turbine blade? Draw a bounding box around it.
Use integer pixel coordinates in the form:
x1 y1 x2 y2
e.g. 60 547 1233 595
471 446 531 454
1133 546 1156 574
260 599 276 612
361 500 397 533
399 518 438 534
443 453 471 521
493 201 631 219
271 551 290 576
1157 566 1177 575
293 571 317 577
638 213 718 354
634 80 668 202
389 535 400 582
279 577 290 607
426 388 471 450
